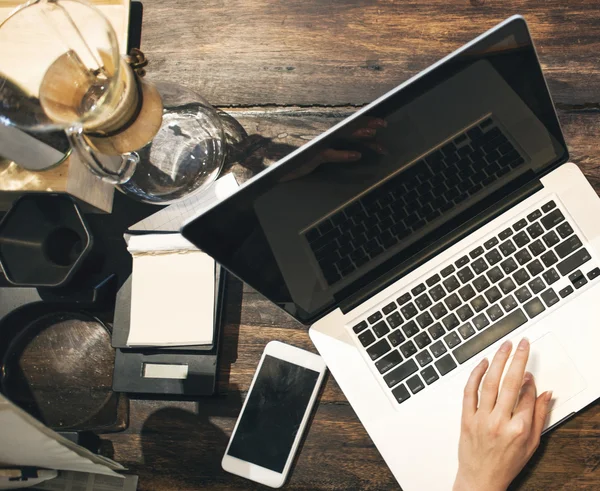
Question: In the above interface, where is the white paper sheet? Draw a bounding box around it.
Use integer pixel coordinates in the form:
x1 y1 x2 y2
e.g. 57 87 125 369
126 234 216 347
0 394 124 477
34 471 138 491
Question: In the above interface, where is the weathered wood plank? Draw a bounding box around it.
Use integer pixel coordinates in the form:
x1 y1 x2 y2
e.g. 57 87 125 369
141 0 600 106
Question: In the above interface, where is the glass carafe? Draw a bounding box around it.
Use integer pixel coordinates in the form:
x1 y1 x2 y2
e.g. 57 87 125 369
0 0 225 204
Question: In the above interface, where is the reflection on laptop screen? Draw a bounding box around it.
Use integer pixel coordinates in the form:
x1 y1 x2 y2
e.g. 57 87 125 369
182 18 568 324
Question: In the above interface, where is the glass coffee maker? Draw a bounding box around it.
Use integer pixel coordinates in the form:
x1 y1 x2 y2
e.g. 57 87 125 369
0 0 226 204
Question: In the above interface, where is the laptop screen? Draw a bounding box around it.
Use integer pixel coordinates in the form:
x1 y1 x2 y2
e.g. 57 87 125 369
182 17 568 324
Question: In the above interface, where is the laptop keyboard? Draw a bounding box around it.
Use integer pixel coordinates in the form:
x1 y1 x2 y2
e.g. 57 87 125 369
305 117 525 285
350 199 599 405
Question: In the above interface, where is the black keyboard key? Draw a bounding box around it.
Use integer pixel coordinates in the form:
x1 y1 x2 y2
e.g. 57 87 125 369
513 231 530 248
445 293 462 310
541 209 565 230
528 277 546 295
435 354 458 375
500 240 517 257
373 320 390 338
541 250 558 268
557 222 573 239
384 359 418 388
426 274 441 287
513 268 530 285
353 320 368 334
430 285 446 302
430 340 447 358
555 235 583 259
457 266 475 284
415 350 433 368
441 265 456 277
416 312 434 329
367 338 391 360
414 332 432 350
470 295 488 313
458 322 476 340
484 237 499 250
406 374 426 394
498 277 516 294
415 293 432 311
382 302 397 315
515 249 532 266
431 302 448 320
471 258 489 275
526 259 544 277
458 285 476 302
500 257 518 275
527 209 542 222
456 305 474 322
542 201 556 213
526 222 544 239
473 311 491 330
500 294 518 312
368 312 383 324
543 268 560 285
444 331 461 349
529 240 546 257
397 293 411 305
470 246 485 259
392 384 411 404
559 285 574 298
411 283 426 296
401 320 419 338
376 350 403 374
557 248 591 276
453 310 527 364
569 270 587 289
442 313 460 331
428 323 445 340
484 286 502 303
524 298 545 318
514 286 532 303
443 276 461 292
487 304 504 321
499 228 513 240
388 329 406 347
421 366 439 385
358 330 376 348
387 312 403 329
455 255 469 268
513 219 527 231
588 267 600 280
487 266 504 283
399 340 417 358
401 302 418 319
485 249 502 266
541 288 560 307
473 275 491 292
542 231 560 248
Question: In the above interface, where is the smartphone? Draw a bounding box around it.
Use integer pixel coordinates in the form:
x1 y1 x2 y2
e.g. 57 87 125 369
222 341 327 488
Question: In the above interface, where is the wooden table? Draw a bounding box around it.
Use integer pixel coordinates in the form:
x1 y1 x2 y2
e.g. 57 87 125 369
104 1 600 489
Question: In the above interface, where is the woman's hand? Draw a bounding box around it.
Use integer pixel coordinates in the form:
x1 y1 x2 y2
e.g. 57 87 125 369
453 338 553 491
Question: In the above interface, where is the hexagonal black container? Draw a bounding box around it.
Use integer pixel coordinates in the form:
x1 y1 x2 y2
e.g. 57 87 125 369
0 194 93 287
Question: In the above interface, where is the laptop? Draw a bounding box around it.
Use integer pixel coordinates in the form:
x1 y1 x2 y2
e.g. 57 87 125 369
182 16 600 490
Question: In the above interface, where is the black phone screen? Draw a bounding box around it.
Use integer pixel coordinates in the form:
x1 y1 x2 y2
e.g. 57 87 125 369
227 355 320 473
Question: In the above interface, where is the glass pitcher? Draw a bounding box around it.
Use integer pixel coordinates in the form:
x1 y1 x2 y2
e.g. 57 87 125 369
0 0 225 204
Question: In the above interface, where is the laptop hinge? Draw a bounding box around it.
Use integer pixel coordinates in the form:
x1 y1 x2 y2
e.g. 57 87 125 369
339 177 543 315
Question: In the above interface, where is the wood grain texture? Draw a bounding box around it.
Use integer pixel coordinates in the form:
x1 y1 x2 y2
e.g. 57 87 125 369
100 105 600 489
140 0 600 107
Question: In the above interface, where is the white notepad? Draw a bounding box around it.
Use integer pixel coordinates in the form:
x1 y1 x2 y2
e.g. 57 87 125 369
127 234 215 347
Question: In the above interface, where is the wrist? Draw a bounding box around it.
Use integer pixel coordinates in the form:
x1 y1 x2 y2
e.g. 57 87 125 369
453 469 506 491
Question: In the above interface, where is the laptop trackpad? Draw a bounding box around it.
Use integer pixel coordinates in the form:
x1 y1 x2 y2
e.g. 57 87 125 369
523 333 586 414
